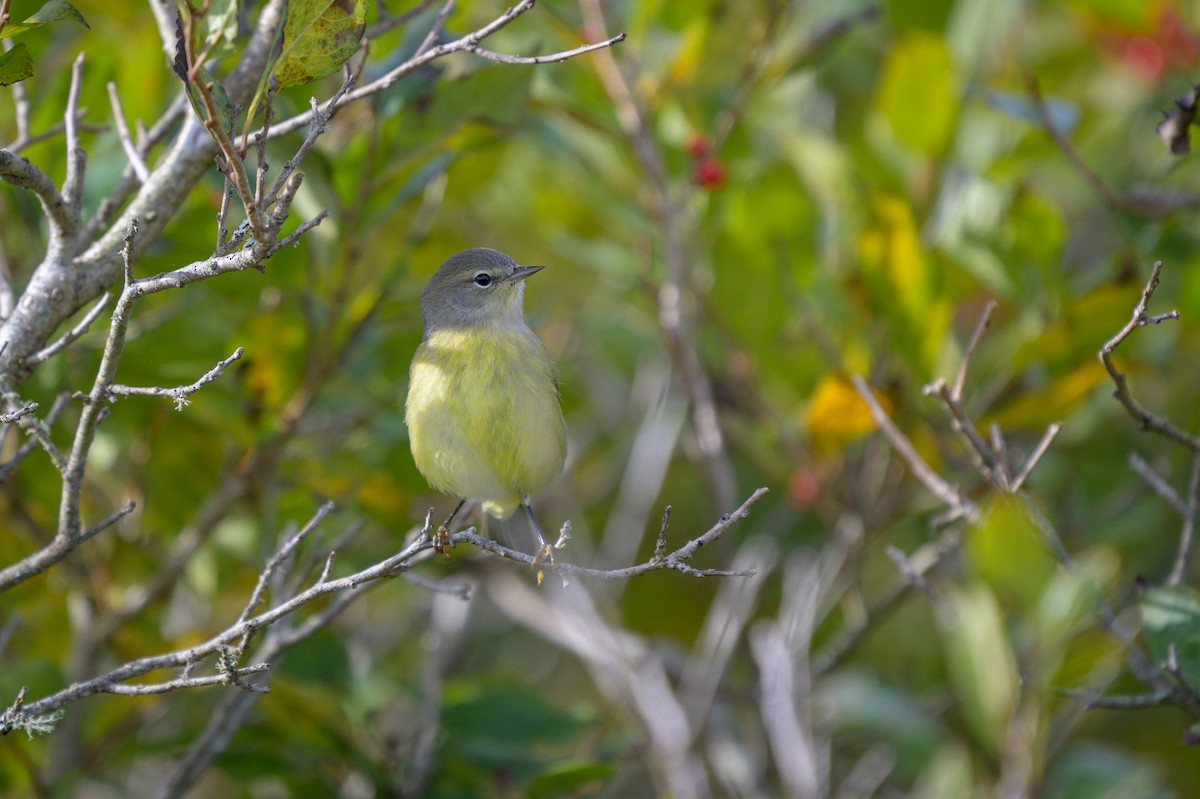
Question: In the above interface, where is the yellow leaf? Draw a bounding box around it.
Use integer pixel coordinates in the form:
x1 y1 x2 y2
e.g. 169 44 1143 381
986 361 1107 430
664 18 710 87
806 374 887 448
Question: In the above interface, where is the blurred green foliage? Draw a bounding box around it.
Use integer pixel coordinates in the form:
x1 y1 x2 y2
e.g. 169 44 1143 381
5 0 1200 796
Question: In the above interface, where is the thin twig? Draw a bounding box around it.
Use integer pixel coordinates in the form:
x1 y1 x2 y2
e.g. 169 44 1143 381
106 82 150 183
101 664 271 696
195 77 268 248
1010 423 1062 493
925 377 1005 487
0 402 37 424
1168 452 1200 585
852 375 978 521
1027 78 1128 211
1099 261 1193 449
886 545 942 608
62 54 87 218
265 0 625 139
262 76 356 205
580 0 735 510
0 392 68 481
1129 452 1186 515
952 299 996 401
1061 686 1172 710
24 293 112 366
235 502 335 636
413 0 455 58
0 379 65 474
1028 78 1200 216
108 347 244 410
463 34 627 65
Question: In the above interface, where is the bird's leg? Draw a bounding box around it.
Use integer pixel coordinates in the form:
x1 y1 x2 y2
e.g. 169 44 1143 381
524 500 557 574
434 499 466 560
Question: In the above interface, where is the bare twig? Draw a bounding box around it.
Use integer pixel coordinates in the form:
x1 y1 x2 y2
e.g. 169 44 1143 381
1010 423 1062 493
0 402 36 424
459 488 766 580
580 0 735 510
262 76 357 205
106 82 150 183
234 502 335 639
0 153 74 249
3 482 766 730
852 375 979 521
814 526 962 674
462 33 627 65
194 78 268 248
886 545 942 607
59 222 142 541
1130 452 1186 515
1027 78 1128 211
1061 686 1173 710
78 93 187 245
24 293 112 366
62 54 87 219
0 379 65 474
924 377 1005 487
0 613 20 661
108 347 244 410
952 299 996 401
266 0 626 138
413 0 456 58
1099 261 1193 449
1168 453 1200 586
1028 78 1200 216
0 392 68 481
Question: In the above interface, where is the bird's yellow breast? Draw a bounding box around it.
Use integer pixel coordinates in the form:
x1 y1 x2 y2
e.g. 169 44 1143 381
405 324 566 518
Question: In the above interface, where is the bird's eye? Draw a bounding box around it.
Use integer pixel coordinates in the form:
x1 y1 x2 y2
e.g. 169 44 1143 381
473 273 493 287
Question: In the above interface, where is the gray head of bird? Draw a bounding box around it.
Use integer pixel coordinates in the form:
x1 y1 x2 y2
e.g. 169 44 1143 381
420 248 544 333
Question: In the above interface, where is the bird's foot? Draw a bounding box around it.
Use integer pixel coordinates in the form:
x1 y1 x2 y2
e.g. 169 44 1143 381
532 543 558 587
433 523 455 560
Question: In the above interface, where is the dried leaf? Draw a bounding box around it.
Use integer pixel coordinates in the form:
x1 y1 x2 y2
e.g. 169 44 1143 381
273 0 366 88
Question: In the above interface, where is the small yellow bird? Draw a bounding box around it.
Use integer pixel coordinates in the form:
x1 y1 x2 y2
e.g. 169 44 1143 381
405 248 566 560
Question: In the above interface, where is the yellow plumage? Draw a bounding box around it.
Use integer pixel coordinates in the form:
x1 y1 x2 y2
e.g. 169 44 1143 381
406 325 565 518
404 248 566 523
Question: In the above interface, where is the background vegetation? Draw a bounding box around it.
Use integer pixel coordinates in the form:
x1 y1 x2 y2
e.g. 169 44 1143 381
4 0 1200 796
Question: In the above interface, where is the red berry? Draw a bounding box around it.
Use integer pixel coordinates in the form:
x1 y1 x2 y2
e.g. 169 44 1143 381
694 158 727 188
686 134 711 158
787 468 820 509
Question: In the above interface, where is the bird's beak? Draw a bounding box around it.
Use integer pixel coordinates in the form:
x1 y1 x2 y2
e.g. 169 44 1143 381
507 265 544 282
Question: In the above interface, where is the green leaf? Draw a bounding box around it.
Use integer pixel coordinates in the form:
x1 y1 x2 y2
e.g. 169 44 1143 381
908 743 973 799
1139 584 1200 690
527 762 616 798
202 0 240 61
1043 742 1172 799
875 32 959 154
941 584 1018 755
0 43 34 86
965 496 1056 611
2 0 90 39
273 0 366 88
822 672 945 779
181 71 239 138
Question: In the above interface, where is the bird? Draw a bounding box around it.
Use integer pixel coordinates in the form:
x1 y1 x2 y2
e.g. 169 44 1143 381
405 247 567 565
